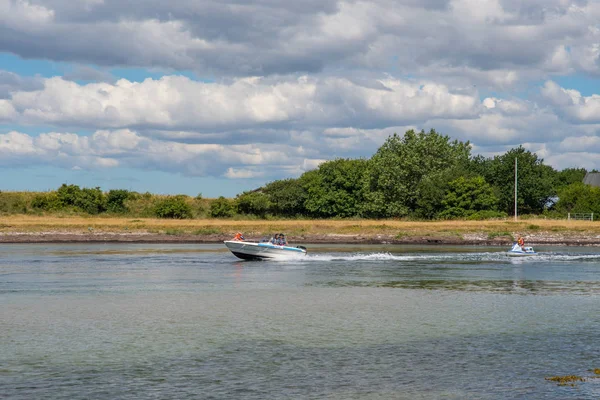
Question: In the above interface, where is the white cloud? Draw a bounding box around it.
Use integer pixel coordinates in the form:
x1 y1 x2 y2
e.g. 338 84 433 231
224 167 264 179
545 151 600 171
0 129 328 179
2 1 600 190
481 97 530 115
0 131 35 154
558 135 600 153
0 0 55 31
4 75 480 130
0 99 17 120
0 130 118 169
541 81 600 123
432 99 571 147
1 0 600 81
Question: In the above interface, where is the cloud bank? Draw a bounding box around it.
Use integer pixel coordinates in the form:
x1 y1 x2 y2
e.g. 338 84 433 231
1 0 599 192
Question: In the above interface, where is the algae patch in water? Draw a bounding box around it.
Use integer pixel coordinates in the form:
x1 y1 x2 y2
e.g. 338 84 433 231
544 375 585 387
544 370 600 387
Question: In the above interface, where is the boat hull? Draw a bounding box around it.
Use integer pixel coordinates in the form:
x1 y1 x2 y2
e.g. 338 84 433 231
506 244 536 257
224 241 307 260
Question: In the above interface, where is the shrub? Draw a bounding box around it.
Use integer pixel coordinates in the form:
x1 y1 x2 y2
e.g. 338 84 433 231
191 197 208 218
125 193 159 218
106 189 131 213
56 184 82 206
76 187 106 214
55 184 106 214
235 191 271 218
0 192 29 214
209 196 235 218
31 192 62 211
154 196 193 219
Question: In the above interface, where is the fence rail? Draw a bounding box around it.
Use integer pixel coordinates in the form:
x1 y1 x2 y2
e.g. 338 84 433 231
568 213 594 221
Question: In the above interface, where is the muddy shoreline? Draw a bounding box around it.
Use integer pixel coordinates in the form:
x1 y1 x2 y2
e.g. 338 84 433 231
2 231 600 246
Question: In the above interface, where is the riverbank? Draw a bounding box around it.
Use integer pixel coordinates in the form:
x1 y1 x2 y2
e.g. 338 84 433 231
2 231 600 246
1 215 600 245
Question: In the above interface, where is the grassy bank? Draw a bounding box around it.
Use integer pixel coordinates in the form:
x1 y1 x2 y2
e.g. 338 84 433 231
1 215 599 243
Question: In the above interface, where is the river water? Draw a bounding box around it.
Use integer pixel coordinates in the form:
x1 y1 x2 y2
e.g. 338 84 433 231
2 243 600 399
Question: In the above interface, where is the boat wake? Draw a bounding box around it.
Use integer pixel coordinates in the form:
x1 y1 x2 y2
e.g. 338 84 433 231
298 252 600 263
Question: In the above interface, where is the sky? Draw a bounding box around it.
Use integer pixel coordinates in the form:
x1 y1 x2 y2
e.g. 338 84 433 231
1 0 600 197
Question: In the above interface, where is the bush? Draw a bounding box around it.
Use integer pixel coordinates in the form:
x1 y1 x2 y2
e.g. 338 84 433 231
190 196 209 218
124 192 158 218
55 184 106 214
0 192 29 214
209 196 235 218
31 192 62 211
106 189 131 213
235 191 271 218
76 187 106 214
154 195 193 219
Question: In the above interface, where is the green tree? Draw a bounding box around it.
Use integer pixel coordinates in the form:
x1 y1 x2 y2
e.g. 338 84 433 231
439 176 499 219
303 158 368 218
414 167 471 219
554 182 600 215
362 129 471 218
555 167 587 189
262 178 308 217
480 147 556 215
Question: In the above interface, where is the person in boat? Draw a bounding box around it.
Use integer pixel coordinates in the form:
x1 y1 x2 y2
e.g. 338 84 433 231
278 233 287 246
517 236 525 250
233 232 245 241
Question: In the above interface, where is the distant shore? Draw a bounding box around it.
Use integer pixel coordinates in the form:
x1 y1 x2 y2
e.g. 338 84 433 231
2 231 600 246
1 215 600 246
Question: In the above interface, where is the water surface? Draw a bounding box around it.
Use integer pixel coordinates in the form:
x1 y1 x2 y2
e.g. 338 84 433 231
2 243 600 399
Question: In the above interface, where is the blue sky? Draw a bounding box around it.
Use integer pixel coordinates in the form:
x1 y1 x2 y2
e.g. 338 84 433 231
1 0 600 197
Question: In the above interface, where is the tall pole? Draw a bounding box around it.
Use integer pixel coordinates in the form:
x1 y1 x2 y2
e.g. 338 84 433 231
514 157 518 221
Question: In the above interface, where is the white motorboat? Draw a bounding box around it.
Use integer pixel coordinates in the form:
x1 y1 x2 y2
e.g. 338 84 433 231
506 243 536 257
224 240 307 260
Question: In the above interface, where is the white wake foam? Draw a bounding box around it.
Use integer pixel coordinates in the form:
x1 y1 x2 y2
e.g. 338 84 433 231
297 252 600 263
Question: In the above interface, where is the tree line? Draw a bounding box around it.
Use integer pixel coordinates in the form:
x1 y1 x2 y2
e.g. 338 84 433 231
0 129 596 219
234 129 594 220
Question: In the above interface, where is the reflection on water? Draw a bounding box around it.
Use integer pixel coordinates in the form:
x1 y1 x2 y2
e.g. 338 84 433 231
2 243 600 399
318 278 600 294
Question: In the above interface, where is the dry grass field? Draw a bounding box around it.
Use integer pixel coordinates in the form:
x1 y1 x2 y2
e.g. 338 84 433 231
1 215 600 244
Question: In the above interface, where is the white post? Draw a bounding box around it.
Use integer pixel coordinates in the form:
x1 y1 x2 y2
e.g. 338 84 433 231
514 157 518 221
568 213 570 221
